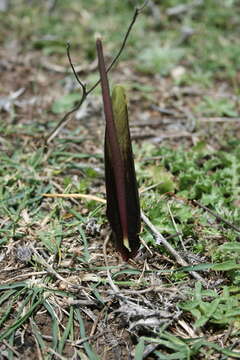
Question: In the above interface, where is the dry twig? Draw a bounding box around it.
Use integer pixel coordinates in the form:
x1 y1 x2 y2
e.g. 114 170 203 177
193 200 240 233
30 245 85 290
3 340 20 357
42 192 106 203
141 211 208 287
45 2 148 144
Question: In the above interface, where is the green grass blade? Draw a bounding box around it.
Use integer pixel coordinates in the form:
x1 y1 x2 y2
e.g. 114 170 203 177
0 289 17 307
43 300 59 351
0 290 43 341
0 288 26 327
0 282 27 291
7 332 15 360
58 306 74 354
30 318 47 355
135 337 145 360
74 308 100 360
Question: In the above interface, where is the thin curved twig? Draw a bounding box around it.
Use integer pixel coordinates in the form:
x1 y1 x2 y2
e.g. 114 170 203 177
66 42 86 95
141 211 208 287
193 200 240 233
46 2 148 145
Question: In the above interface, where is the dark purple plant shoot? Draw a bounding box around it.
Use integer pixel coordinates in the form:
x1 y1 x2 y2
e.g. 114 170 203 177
96 38 141 261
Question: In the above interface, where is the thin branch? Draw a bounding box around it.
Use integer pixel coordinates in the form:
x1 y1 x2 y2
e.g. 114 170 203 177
30 245 86 290
66 43 86 94
42 192 106 203
3 340 20 357
45 2 147 145
87 1 148 94
141 211 208 287
46 95 86 144
2 271 48 284
47 348 68 360
193 200 240 233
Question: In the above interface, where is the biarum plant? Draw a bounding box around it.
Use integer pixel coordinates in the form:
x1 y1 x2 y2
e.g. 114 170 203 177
96 38 141 260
